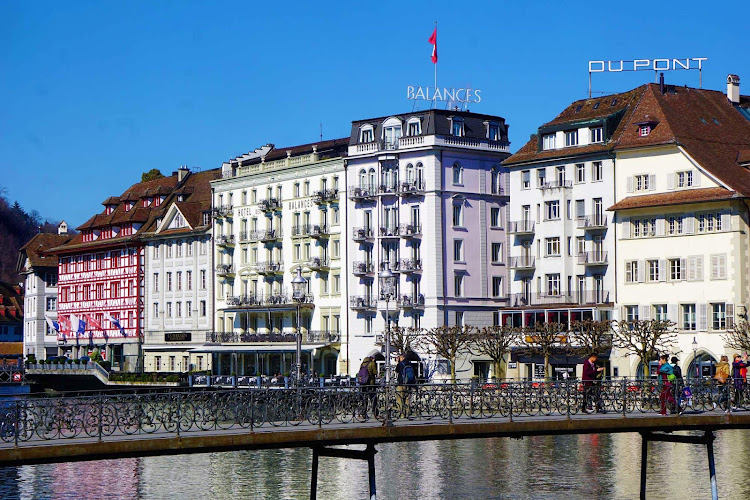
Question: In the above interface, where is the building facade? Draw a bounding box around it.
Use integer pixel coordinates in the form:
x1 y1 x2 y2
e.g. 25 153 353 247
141 168 218 373
345 110 511 378
16 225 71 359
208 140 349 377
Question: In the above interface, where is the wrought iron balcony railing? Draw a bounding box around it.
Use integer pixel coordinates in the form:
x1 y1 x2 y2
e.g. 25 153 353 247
259 197 282 212
306 257 329 270
352 227 374 241
348 185 377 201
352 261 375 275
216 234 235 246
509 220 535 234
577 251 608 265
576 214 608 229
397 294 425 309
211 205 233 218
350 295 376 310
312 189 339 204
509 256 535 269
399 258 422 273
379 226 399 238
399 180 425 196
399 224 422 237
507 290 611 307
215 264 235 275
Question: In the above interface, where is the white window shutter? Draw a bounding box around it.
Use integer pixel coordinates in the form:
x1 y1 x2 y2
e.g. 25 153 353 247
726 303 735 329
649 174 656 190
668 304 678 323
638 260 646 282
621 217 631 238
626 176 633 193
695 256 703 281
667 173 675 190
659 260 667 281
693 171 701 187
698 303 708 331
684 214 695 234
721 212 730 231
680 258 687 280
640 305 651 320
710 255 718 280
718 254 727 279
687 256 696 281
656 217 665 236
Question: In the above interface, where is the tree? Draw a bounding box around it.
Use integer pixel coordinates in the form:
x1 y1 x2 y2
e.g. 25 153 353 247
611 320 678 377
421 325 475 382
519 322 568 380
569 320 614 358
141 169 164 182
471 325 519 380
722 320 750 353
388 325 422 356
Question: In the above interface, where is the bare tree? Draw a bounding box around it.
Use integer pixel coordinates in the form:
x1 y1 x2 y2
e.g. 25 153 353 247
569 320 614 358
421 325 476 382
519 322 568 380
471 325 519 380
722 320 750 353
388 325 423 356
611 320 678 376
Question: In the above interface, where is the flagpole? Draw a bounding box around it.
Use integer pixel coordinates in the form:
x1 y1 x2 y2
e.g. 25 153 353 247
433 21 437 110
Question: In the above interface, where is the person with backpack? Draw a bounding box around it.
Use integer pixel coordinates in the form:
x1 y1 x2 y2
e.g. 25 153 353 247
658 355 676 416
358 356 378 418
731 353 748 410
714 355 731 412
395 354 417 418
671 356 685 414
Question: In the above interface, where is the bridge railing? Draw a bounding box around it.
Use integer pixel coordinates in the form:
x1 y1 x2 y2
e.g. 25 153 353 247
0 379 746 445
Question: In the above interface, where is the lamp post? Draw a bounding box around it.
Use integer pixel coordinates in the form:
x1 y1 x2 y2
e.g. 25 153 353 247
692 336 699 380
291 267 308 385
378 265 396 385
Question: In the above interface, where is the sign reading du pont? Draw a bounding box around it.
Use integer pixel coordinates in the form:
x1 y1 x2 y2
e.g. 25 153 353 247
407 86 482 103
588 57 707 73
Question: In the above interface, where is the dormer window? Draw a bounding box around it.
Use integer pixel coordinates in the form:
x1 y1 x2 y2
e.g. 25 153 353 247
360 125 374 143
382 117 402 148
155 196 164 206
590 127 603 143
177 194 185 202
451 117 464 137
407 117 421 136
565 130 578 147
542 134 556 150
487 122 500 141
143 197 152 207
202 212 210 225
124 202 134 212
639 125 651 137
105 205 115 215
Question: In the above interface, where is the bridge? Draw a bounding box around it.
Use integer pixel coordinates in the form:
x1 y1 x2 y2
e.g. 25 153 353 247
1 379 748 499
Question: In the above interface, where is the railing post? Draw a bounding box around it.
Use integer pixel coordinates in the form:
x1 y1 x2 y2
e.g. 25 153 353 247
448 384 454 424
176 393 181 437
317 388 322 429
98 397 103 442
566 380 571 419
622 378 627 418
508 383 513 422
250 391 255 432
14 400 20 448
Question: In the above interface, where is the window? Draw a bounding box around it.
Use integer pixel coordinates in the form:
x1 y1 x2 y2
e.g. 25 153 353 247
697 212 724 233
575 163 585 183
166 302 172 318
545 274 561 296
536 168 546 187
521 170 530 189
592 161 603 182
654 304 668 321
712 303 726 330
453 240 464 261
176 241 182 257
576 236 585 256
333 207 340 225
200 270 206 290
333 274 340 294
542 134 556 150
648 260 659 281
667 215 684 235
186 271 192 290
407 119 421 136
565 130 578 147
153 303 159 318
167 272 173 291
455 311 464 327
590 127 603 143
492 277 503 297
488 122 500 141
200 301 206 317
452 163 463 184
639 125 651 137
632 218 656 238
360 126 374 143
454 274 464 297
332 239 340 259
677 171 693 188
155 357 161 371
46 297 56 311
544 201 560 220
625 305 639 322
153 245 160 259
669 259 683 281
625 261 639 283
451 118 464 137
491 242 502 263
452 205 463 226
710 254 727 280
545 237 560 256
176 302 182 317
176 272 182 291
166 243 173 258
682 304 696 330
635 174 651 191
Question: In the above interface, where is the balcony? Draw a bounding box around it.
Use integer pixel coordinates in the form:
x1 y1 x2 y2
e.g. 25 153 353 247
398 294 425 309
216 234 235 247
352 227 374 242
206 328 335 344
539 180 573 190
254 261 284 274
309 224 330 238
215 264 235 276
259 197 282 212
350 295 376 310
379 261 400 272
508 220 535 235
577 251 608 266
576 214 608 230
507 290 611 307
399 258 422 273
212 205 233 218
222 292 314 309
509 256 535 270
399 223 422 238
306 257 330 270
378 182 399 196
239 231 251 242
312 189 339 204
399 180 425 196
352 261 375 275
379 226 399 238
348 185 377 201
258 229 282 242
306 330 341 343
350 136 510 156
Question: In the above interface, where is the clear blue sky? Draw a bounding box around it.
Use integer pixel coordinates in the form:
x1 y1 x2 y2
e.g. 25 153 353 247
2 0 747 227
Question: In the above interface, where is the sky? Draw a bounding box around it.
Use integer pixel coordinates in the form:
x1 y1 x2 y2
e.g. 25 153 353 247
1 0 748 227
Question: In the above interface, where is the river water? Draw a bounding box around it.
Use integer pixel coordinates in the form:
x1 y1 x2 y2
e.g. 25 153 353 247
1 430 749 499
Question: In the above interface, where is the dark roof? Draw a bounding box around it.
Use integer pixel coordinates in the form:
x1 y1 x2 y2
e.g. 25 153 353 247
607 187 737 211
504 86 645 165
142 169 220 235
229 138 349 167
349 109 509 146
0 281 23 324
18 233 72 270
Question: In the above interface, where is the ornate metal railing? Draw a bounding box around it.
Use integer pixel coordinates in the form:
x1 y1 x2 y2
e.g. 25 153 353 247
0 379 746 445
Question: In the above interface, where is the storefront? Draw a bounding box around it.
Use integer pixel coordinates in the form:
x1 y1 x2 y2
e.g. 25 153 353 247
191 344 339 377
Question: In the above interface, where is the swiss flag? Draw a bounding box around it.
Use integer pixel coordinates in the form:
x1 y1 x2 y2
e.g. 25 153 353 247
428 27 437 64
86 313 103 331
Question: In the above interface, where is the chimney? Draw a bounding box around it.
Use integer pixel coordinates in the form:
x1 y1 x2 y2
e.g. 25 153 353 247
659 72 665 94
178 165 190 182
58 221 68 235
728 74 740 104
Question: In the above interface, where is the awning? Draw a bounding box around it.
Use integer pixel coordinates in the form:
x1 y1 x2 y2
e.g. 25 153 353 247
189 344 328 354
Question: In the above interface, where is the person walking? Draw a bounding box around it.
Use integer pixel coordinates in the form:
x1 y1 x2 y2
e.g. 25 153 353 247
731 353 748 410
658 355 676 416
581 353 605 413
714 355 731 412
395 354 416 418
358 356 379 418
671 356 685 414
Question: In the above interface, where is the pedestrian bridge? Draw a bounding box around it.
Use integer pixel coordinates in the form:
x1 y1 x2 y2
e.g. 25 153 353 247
1 380 747 499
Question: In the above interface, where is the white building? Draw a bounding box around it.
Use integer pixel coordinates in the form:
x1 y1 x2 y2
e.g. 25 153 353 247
17 224 71 359
208 140 349 377
141 167 218 373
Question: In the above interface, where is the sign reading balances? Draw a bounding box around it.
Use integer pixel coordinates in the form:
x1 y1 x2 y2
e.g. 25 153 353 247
165 332 192 342
407 86 482 103
588 57 707 73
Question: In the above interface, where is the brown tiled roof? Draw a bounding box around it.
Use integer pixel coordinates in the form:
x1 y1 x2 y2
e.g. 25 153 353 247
18 233 72 269
738 150 750 165
504 86 646 165
142 169 219 235
616 84 750 196
232 138 349 167
0 282 23 324
607 187 737 211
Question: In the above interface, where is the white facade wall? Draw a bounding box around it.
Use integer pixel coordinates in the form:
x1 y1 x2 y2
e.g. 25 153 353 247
22 269 59 359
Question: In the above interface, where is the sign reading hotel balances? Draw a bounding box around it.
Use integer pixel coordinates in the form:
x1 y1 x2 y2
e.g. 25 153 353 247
588 57 707 73
407 86 482 103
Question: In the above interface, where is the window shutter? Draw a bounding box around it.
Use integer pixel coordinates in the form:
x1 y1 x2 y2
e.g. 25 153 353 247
659 260 667 281
656 217 665 236
710 255 719 280
640 305 651 320
667 173 675 190
695 256 703 281
721 212 730 231
680 258 687 280
684 214 695 234
621 217 631 238
637 260 646 282
726 303 735 330
687 256 695 281
668 304 678 323
626 176 633 193
649 174 656 191
693 171 701 187
698 303 708 331
718 254 727 279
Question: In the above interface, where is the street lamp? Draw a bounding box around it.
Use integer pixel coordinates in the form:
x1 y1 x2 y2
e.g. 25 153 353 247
292 267 308 385
692 336 699 380
379 265 396 385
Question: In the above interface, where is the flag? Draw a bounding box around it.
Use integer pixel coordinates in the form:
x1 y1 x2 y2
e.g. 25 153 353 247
70 314 86 336
45 316 59 333
86 313 103 331
428 27 437 64
58 315 70 343
108 313 126 336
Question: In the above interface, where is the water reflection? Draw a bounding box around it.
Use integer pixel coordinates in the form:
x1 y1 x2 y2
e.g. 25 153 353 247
2 430 749 499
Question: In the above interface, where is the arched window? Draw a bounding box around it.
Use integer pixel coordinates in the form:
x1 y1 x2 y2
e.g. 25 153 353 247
382 117 402 148
368 168 376 188
416 162 424 188
359 125 374 143
405 163 414 184
359 169 367 188
451 117 464 137
491 167 502 195
406 117 421 136
452 163 463 185
687 352 718 379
